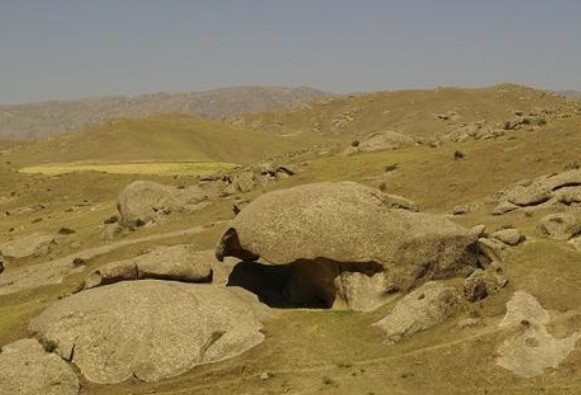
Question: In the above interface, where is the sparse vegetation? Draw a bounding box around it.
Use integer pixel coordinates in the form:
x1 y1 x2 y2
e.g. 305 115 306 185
454 150 465 160
2 83 581 395
385 163 398 172
19 161 238 177
322 375 336 386
39 338 58 353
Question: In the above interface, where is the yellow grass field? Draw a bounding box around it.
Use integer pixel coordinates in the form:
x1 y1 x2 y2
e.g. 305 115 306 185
19 161 238 176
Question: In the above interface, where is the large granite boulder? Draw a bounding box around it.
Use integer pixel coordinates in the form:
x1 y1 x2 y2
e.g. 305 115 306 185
84 244 212 289
117 181 211 229
29 280 270 384
373 282 460 344
496 291 580 378
0 338 80 395
216 182 479 310
492 169 581 215
0 233 56 260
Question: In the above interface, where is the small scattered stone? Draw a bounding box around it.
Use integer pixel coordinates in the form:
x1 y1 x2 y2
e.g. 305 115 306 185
491 228 524 246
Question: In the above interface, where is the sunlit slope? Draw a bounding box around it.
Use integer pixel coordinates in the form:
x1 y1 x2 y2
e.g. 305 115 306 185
9 113 319 167
228 83 573 139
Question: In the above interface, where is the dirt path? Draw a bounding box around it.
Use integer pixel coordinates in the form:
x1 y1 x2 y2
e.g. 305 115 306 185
153 310 581 395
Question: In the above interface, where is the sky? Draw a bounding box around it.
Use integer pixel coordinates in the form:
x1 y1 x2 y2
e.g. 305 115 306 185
1 0 581 104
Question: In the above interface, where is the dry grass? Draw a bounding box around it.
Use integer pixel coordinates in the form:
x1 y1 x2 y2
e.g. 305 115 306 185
19 161 238 176
2 88 581 395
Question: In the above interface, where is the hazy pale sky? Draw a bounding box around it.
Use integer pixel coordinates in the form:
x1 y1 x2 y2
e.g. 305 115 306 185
2 0 581 104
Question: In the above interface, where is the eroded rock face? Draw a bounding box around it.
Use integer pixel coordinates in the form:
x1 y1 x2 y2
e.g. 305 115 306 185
117 181 211 229
0 233 56 260
463 265 508 302
506 181 553 207
496 291 580 378
217 182 478 310
84 245 212 289
220 163 297 196
0 338 80 395
492 170 581 215
29 280 269 384
373 282 459 344
477 238 508 262
537 212 581 240
356 131 416 153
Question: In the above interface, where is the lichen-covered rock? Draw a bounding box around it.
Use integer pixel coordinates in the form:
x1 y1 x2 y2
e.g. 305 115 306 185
29 280 269 384
0 338 80 395
217 182 479 309
373 282 459 344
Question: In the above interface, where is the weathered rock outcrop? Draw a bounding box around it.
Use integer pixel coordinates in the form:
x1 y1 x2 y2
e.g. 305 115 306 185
117 181 211 229
504 115 547 130
217 182 479 310
0 338 80 395
463 264 508 302
491 228 525 246
84 245 212 289
29 280 269 384
537 212 581 240
0 233 56 260
492 169 581 215
346 131 416 155
220 162 297 196
496 291 580 378
373 282 459 344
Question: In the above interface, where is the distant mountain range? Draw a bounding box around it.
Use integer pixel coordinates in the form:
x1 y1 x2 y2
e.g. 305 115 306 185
0 86 330 139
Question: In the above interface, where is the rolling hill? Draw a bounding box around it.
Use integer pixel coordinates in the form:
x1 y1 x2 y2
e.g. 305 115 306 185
0 86 330 140
2 83 581 395
226 83 578 140
559 90 581 100
7 113 327 168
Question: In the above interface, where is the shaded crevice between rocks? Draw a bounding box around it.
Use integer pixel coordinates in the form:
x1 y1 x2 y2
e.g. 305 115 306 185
199 330 226 362
220 231 482 310
551 182 581 191
227 258 387 309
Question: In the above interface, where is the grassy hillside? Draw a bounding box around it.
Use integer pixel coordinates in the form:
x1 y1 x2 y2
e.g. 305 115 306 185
228 84 577 140
2 86 581 395
8 113 326 168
